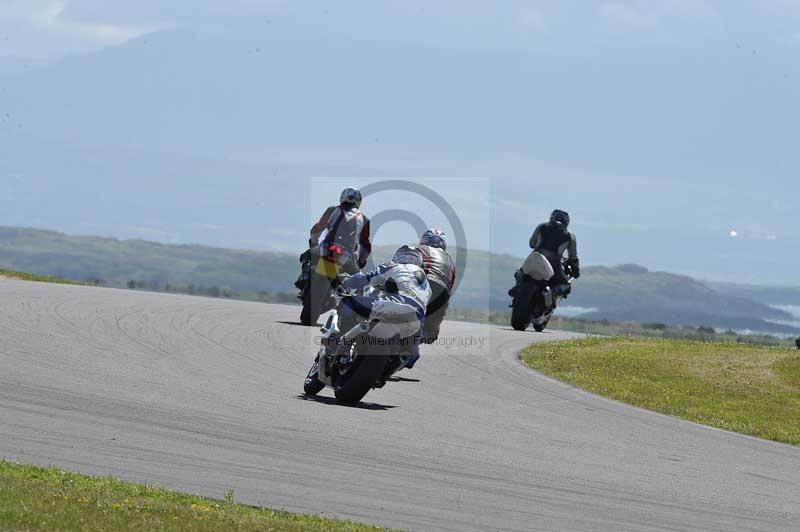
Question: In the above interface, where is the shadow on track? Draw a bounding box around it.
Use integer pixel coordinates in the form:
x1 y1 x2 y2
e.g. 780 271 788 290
494 326 552 334
387 376 420 383
276 320 317 327
296 394 397 410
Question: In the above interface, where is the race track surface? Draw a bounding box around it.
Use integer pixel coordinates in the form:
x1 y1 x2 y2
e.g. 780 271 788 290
1 280 799 531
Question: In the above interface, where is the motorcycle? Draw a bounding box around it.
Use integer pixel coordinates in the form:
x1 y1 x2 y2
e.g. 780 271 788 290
297 240 355 326
510 251 574 332
304 286 422 404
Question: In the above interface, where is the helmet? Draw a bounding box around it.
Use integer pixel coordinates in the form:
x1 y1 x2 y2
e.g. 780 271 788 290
420 228 447 250
550 209 570 229
340 187 362 208
392 245 423 267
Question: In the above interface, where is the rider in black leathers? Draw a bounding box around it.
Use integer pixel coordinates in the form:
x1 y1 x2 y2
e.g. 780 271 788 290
509 209 580 298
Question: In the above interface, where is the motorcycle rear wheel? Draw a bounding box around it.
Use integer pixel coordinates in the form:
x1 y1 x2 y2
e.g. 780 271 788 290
334 342 390 404
300 274 328 326
511 284 535 331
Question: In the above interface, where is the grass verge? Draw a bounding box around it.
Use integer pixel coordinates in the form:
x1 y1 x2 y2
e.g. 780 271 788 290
0 269 80 285
522 337 800 446
0 460 391 532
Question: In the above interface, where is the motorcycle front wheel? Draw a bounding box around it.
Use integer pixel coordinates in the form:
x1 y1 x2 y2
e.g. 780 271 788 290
303 358 325 395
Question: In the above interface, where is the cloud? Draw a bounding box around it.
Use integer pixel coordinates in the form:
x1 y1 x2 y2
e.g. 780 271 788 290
34 1 157 45
600 2 659 27
599 0 719 29
780 31 800 46
0 0 158 57
519 7 546 31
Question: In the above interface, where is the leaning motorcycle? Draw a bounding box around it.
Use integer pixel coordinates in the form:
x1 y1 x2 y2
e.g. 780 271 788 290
298 240 354 326
304 287 422 404
510 251 574 332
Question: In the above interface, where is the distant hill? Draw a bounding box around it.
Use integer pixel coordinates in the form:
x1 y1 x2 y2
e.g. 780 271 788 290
0 226 296 293
564 265 796 332
708 282 800 307
0 226 796 334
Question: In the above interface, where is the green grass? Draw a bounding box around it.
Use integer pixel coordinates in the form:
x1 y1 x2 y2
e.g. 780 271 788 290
0 268 80 285
0 460 391 532
522 337 800 446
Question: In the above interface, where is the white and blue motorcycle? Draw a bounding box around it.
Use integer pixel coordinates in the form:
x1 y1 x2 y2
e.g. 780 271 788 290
303 286 423 404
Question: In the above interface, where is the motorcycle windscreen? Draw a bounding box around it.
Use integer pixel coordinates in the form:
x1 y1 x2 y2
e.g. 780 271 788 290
521 251 555 281
369 300 422 339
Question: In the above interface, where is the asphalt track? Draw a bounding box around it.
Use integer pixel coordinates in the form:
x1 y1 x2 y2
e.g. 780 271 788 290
1 279 799 531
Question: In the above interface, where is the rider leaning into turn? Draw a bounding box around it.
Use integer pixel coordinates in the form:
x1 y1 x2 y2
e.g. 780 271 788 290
510 209 580 297
308 187 372 272
339 245 431 373
417 228 456 344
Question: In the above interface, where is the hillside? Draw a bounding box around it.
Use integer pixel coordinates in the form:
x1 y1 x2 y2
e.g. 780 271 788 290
709 282 800 307
0 226 796 334
0 227 295 293
564 265 796 332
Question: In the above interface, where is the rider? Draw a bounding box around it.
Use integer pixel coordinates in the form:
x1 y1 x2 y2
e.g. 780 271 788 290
418 228 456 345
339 245 431 374
509 209 580 298
309 187 371 272
296 187 372 290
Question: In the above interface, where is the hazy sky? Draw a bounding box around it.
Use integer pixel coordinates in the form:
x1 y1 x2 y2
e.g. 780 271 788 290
4 1 800 58
1 1 799 283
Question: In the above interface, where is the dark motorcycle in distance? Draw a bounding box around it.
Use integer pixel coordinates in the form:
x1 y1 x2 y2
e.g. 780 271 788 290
304 287 422 404
510 251 575 332
297 240 354 326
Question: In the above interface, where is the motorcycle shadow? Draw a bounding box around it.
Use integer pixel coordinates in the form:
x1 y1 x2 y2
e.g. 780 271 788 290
387 376 420 383
276 320 317 327
494 326 550 333
295 394 397 410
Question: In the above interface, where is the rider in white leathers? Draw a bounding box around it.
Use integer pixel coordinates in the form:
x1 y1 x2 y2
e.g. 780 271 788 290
339 245 431 369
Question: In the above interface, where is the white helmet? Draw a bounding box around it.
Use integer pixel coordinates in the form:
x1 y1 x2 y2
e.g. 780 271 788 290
420 228 447 250
339 187 363 208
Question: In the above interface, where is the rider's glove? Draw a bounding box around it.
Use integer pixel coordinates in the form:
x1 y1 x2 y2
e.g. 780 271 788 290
568 258 580 279
335 272 351 287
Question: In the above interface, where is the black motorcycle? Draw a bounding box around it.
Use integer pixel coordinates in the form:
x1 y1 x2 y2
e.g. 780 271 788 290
510 252 575 332
296 241 355 326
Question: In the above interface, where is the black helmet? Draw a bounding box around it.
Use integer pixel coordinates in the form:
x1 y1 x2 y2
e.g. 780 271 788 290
550 209 570 229
340 187 362 208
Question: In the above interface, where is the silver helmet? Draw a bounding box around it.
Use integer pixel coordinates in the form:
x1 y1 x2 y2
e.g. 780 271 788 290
420 228 447 250
339 187 363 208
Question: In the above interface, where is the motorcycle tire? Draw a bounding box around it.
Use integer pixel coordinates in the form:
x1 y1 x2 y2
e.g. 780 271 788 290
303 360 325 395
511 283 535 331
334 343 390 404
300 274 327 326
